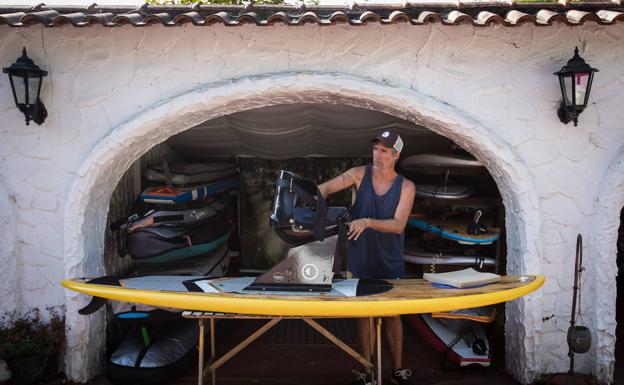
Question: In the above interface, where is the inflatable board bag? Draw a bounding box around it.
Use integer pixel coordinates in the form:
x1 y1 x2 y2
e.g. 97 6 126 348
145 162 237 186
140 178 239 205
118 202 233 261
133 242 231 276
107 316 198 385
124 217 232 261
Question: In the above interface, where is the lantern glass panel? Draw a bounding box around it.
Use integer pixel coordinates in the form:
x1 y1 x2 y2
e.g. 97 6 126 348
560 74 574 108
13 74 27 105
574 72 590 108
27 75 40 105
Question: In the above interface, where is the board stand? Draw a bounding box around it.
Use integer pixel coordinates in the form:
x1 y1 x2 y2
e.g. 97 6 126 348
183 311 383 385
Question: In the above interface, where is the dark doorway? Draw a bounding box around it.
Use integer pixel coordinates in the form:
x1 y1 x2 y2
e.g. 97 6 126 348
615 208 623 384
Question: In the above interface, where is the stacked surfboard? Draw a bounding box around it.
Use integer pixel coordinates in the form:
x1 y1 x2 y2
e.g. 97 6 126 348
399 153 499 268
406 269 501 368
400 153 501 368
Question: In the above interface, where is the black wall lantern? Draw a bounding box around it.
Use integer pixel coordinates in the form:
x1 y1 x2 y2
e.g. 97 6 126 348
554 47 598 126
3 47 48 125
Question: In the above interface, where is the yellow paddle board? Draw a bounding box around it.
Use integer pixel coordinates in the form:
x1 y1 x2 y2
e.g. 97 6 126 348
62 275 544 317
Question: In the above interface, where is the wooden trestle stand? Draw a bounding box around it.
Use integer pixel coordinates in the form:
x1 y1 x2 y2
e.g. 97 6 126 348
183 311 384 385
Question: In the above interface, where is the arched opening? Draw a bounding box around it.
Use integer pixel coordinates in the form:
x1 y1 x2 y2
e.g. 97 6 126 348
63 73 541 383
101 104 508 383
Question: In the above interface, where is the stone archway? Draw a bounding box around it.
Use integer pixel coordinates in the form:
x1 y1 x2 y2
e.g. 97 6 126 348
586 146 624 384
63 73 543 383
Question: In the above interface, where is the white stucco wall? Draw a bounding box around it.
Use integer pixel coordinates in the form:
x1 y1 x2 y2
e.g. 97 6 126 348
0 22 622 384
0 178 17 318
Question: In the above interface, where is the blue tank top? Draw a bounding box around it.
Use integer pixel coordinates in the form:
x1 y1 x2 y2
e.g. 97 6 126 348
348 165 405 279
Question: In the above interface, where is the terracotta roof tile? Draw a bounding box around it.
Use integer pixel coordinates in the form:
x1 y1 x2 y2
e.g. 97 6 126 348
386 10 411 23
416 10 444 24
236 11 259 25
172 11 204 25
475 10 505 26
535 9 564 25
0 2 623 28
505 9 534 24
597 9 624 21
21 9 60 25
566 9 602 24
144 12 174 26
358 10 381 23
0 11 27 26
296 11 322 25
114 12 149 26
446 10 474 25
83 12 115 26
205 11 231 25
329 11 350 24
266 11 289 24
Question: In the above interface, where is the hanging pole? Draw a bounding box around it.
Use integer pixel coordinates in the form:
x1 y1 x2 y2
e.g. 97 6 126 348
568 234 583 374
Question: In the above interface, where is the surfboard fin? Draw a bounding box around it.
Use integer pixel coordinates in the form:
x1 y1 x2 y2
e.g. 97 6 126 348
467 210 487 235
78 297 107 315
77 276 121 315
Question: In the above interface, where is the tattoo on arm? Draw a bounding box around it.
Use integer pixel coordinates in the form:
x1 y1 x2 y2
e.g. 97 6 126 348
341 169 356 189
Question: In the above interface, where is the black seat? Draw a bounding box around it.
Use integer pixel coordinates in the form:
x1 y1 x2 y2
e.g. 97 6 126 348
270 170 349 247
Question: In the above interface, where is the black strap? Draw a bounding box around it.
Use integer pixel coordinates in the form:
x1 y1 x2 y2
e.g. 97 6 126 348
163 159 172 188
333 220 348 274
116 223 128 257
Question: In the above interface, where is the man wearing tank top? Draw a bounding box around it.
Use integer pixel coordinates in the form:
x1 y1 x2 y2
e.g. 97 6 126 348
319 129 416 385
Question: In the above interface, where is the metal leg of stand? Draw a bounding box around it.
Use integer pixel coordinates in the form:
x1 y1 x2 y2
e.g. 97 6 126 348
377 317 382 385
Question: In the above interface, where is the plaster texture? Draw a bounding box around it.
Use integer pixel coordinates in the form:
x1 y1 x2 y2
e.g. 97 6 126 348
0 22 622 384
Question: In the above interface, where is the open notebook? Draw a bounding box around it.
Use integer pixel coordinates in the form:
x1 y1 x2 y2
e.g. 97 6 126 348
423 268 501 289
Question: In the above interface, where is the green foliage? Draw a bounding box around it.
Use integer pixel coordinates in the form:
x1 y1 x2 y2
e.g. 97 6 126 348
0 308 65 361
146 0 286 5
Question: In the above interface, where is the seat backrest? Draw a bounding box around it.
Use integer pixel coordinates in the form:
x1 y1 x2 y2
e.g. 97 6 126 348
270 170 348 247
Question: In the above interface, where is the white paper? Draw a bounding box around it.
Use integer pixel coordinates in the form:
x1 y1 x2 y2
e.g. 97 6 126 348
194 279 219 293
332 279 359 297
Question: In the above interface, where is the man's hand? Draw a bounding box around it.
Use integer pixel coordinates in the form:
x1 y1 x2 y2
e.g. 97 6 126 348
350 180 416 236
348 218 369 241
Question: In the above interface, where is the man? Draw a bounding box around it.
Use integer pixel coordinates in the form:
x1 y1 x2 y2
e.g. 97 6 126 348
319 129 416 385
